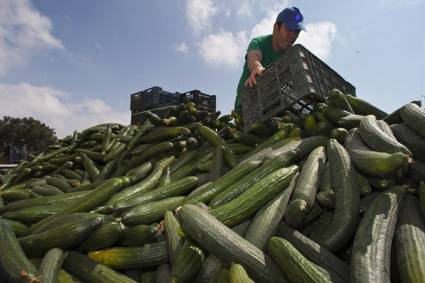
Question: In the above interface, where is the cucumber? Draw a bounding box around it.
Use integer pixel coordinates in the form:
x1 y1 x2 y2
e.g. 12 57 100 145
395 195 425 283
87 241 168 270
118 223 161 246
277 223 349 282
58 177 124 214
358 115 412 156
78 221 123 252
337 114 364 129
139 127 191 143
63 251 137 283
19 214 103 257
156 264 172 283
3 219 29 237
209 154 298 208
79 153 100 181
39 248 66 283
309 139 360 252
114 176 198 213
244 172 298 250
126 142 174 169
177 204 287 282
285 146 325 227
351 186 405 283
164 211 183 265
391 123 425 162
400 102 425 138
0 218 39 283
269 237 333 283
184 160 261 205
327 89 354 113
211 165 298 227
107 157 174 206
198 125 237 168
171 241 205 282
350 149 409 178
121 196 186 225
229 263 254 283
345 93 387 118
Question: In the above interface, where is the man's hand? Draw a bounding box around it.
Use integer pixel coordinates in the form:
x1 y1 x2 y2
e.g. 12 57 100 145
244 50 264 88
245 65 265 88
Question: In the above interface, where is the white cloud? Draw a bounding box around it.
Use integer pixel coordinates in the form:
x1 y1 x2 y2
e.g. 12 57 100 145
236 1 253 18
0 0 64 75
297 22 337 60
186 0 218 34
198 31 248 68
250 12 275 38
0 83 129 138
378 0 425 9
176 42 189 53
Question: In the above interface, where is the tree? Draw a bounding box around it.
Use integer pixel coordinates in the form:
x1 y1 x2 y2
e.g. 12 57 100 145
0 116 58 160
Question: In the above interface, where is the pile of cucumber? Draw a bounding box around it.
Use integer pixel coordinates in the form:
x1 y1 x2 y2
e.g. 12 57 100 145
0 91 424 283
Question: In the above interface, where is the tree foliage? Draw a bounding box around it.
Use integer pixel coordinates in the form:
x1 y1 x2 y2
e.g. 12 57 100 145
0 116 58 159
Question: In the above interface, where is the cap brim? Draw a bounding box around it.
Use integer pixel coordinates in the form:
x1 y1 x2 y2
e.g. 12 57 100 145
285 22 305 31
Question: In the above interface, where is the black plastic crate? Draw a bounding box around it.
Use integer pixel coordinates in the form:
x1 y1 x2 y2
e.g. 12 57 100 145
179 90 216 112
240 44 356 132
130 86 179 112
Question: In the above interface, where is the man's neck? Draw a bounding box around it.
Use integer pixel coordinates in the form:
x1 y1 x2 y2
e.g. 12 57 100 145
271 34 283 53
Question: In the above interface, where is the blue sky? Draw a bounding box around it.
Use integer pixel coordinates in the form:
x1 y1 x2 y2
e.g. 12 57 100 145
0 0 424 137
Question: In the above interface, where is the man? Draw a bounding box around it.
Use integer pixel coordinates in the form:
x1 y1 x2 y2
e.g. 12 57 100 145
234 7 305 114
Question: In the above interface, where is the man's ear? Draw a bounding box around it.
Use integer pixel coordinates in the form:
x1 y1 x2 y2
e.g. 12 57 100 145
273 23 279 33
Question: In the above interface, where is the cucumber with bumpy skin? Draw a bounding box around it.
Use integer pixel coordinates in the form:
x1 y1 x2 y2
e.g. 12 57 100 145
63 251 137 283
269 237 333 283
177 204 287 282
351 185 405 283
0 218 39 283
395 195 425 283
309 139 360 252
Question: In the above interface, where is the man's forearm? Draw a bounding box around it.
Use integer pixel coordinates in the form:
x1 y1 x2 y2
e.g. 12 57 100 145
247 59 263 72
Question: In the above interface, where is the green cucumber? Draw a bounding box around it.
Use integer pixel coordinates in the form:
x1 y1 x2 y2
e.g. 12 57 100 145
268 237 333 283
184 160 261 205
198 126 237 168
285 146 325 227
164 211 183 265
87 241 168 270
63 251 137 283
107 157 174 206
118 223 161 246
39 248 66 283
19 214 103 257
395 195 425 283
211 165 298 227
177 204 287 282
229 263 254 283
277 223 349 282
351 186 405 283
400 102 425 138
244 172 298 250
358 115 412 155
309 139 360 252
121 196 186 225
114 176 198 213
78 221 123 252
0 218 39 283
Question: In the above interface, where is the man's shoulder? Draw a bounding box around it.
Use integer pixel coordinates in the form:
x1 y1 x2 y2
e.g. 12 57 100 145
251 34 272 42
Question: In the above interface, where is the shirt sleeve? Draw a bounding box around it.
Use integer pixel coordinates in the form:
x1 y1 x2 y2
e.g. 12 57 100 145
247 37 262 52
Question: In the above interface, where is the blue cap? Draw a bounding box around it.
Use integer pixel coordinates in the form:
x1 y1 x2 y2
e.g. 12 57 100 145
276 7 305 31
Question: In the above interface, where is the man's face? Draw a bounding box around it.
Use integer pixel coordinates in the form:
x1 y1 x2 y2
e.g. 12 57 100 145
275 23 300 50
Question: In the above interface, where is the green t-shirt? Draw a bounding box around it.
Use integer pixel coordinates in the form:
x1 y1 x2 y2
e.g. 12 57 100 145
234 34 284 114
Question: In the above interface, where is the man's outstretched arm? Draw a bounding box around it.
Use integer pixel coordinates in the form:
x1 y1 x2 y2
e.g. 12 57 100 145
245 50 265 88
